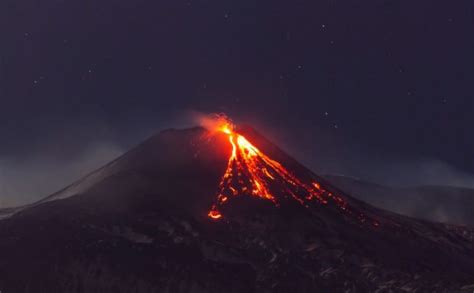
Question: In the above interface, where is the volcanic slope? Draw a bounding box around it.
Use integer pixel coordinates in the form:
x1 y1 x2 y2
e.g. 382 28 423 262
0 126 473 292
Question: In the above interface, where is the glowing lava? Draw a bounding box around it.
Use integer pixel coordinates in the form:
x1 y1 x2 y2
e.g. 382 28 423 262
207 118 352 220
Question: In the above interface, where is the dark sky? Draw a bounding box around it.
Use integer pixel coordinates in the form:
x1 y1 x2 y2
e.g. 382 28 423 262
1 0 474 205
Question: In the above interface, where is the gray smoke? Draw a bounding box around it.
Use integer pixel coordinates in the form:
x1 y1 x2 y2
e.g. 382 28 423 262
0 141 123 208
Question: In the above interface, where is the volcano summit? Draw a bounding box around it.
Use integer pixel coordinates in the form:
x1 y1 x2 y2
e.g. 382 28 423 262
0 119 473 292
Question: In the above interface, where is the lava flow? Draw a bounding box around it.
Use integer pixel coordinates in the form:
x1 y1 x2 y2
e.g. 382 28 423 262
207 118 352 220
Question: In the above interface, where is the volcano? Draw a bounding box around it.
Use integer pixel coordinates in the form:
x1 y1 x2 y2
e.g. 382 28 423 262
0 120 474 292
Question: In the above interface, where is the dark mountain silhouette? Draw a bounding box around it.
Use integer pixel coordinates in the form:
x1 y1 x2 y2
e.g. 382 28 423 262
0 126 473 292
325 175 474 226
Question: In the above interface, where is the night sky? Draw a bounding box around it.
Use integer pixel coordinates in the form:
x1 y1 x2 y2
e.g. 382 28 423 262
1 0 474 205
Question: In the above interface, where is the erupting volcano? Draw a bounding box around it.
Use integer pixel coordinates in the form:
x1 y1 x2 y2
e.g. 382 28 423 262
0 115 473 292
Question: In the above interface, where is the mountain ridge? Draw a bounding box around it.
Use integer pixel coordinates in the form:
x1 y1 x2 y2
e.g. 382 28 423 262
324 174 474 226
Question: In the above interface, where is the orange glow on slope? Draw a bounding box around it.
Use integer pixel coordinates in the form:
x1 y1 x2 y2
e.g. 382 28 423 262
208 210 223 219
207 119 354 221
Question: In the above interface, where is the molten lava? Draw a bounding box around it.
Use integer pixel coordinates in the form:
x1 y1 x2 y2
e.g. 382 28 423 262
207 118 354 221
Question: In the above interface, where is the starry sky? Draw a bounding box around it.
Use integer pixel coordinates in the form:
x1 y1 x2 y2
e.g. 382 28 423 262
1 0 474 205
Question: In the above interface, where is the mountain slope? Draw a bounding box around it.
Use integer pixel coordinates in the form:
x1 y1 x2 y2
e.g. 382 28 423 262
325 175 474 226
0 126 473 292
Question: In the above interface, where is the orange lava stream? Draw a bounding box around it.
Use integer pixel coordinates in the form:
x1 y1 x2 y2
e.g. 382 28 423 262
207 122 351 220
